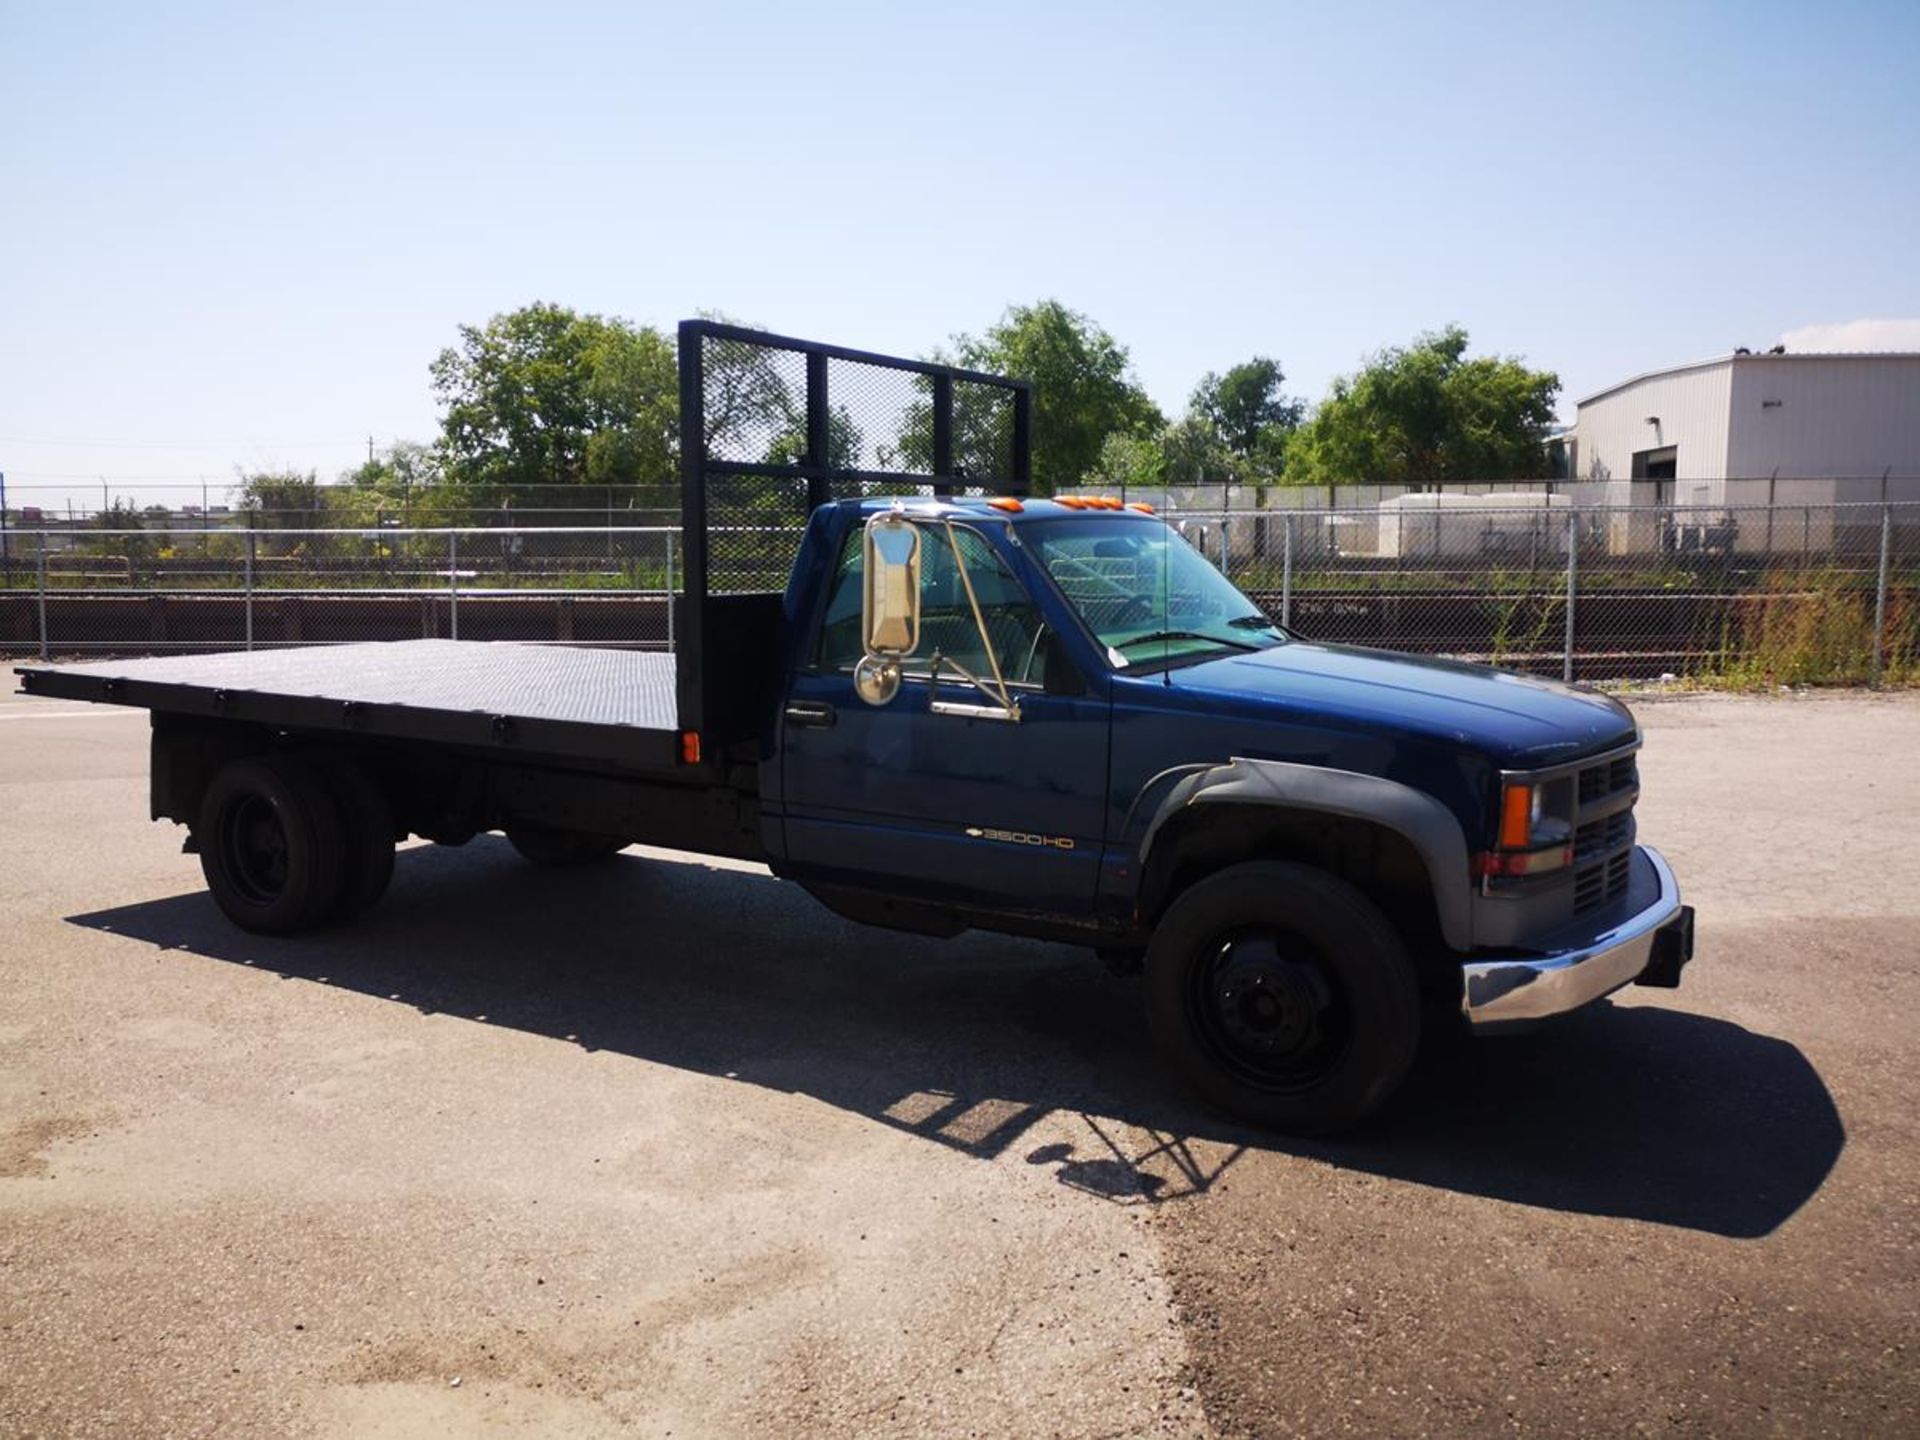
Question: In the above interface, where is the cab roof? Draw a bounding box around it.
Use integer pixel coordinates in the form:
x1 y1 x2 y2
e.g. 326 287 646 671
849 495 1161 524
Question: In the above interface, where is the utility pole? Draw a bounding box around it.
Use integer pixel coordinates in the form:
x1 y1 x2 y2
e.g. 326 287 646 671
1 468 10 582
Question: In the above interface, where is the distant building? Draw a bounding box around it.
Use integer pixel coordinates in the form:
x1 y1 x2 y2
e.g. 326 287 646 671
1567 351 1920 507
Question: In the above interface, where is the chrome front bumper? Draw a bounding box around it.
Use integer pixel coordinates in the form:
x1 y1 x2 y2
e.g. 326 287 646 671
1461 846 1692 1030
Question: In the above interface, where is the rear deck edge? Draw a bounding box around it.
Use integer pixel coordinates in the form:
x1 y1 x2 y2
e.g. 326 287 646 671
15 664 683 773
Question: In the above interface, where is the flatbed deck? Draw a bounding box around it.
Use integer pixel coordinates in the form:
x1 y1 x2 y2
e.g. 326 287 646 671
15 639 683 771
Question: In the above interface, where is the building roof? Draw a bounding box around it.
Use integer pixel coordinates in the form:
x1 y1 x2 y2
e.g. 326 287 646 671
1576 351 1920 409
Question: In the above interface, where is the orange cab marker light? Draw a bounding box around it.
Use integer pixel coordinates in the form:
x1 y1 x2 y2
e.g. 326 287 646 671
680 730 702 765
1497 783 1532 850
1127 501 1156 514
987 496 1024 513
1056 496 1087 509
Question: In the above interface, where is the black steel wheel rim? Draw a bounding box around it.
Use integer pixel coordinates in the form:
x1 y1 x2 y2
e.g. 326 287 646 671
220 794 290 905
1187 929 1353 1091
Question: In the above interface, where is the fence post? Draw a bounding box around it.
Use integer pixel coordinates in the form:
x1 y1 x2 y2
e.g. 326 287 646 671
37 532 49 660
1563 509 1579 684
244 530 255 652
449 530 459 641
1872 503 1892 685
1281 513 1294 630
665 530 675 652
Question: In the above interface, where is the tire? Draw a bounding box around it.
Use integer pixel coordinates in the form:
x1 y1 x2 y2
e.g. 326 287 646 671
197 755 348 934
314 754 395 917
505 824 626 866
1144 861 1421 1134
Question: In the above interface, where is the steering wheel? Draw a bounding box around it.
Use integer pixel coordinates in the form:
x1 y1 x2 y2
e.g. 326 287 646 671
1111 594 1154 627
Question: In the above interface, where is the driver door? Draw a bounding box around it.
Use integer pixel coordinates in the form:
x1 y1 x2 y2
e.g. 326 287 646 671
778 521 1109 916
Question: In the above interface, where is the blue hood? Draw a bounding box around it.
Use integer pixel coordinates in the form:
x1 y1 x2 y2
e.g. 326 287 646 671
1162 641 1637 768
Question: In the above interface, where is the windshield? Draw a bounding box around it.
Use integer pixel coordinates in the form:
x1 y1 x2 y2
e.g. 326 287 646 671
1024 517 1286 668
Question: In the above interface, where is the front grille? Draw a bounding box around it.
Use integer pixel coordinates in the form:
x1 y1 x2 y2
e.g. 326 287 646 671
1573 848 1634 914
1567 745 1639 914
1574 809 1635 862
1578 753 1638 804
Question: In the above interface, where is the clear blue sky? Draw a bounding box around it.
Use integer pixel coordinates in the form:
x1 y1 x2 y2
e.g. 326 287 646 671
3 0 1917 509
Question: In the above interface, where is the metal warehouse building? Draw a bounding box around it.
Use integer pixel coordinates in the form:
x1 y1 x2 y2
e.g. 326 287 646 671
1568 351 1920 506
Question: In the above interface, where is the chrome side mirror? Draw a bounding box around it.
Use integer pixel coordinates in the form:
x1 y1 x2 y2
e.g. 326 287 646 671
858 514 921 705
853 654 901 706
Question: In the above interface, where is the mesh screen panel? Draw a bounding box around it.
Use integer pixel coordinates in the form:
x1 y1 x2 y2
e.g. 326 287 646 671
686 323 1031 598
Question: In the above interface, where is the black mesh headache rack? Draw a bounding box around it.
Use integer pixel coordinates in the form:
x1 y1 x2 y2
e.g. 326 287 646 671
675 319 1031 756
15 320 1031 774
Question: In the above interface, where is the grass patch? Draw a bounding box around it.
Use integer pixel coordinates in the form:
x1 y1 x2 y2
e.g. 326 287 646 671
1700 569 1918 688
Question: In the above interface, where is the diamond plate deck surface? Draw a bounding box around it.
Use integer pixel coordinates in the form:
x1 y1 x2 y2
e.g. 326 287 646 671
28 640 679 731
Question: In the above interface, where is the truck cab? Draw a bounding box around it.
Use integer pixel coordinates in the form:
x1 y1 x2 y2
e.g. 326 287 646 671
766 495 1693 1131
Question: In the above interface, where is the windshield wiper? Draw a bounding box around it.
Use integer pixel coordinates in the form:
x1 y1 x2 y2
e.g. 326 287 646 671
1227 613 1283 631
1115 629 1261 653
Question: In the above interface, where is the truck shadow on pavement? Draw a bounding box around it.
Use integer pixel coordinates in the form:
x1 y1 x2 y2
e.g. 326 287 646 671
69 842 1841 1237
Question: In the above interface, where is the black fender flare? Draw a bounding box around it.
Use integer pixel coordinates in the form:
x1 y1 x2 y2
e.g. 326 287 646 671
1133 756 1474 950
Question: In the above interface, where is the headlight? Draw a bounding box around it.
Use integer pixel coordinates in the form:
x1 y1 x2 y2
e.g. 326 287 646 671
1480 777 1576 878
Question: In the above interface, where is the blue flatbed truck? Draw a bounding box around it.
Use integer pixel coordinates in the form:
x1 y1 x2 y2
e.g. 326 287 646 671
15 321 1694 1133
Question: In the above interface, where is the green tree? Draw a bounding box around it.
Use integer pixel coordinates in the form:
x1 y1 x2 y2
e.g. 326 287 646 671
430 303 678 494
1088 431 1167 493
235 469 326 526
1158 414 1235 486
1285 326 1560 489
1189 357 1303 468
337 441 453 526
87 498 150 567
948 300 1163 493
231 468 334 559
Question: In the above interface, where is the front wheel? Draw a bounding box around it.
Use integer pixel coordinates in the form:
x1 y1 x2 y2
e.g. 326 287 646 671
1144 861 1420 1134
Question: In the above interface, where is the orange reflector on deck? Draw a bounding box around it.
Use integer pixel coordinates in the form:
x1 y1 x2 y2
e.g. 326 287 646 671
681 730 702 765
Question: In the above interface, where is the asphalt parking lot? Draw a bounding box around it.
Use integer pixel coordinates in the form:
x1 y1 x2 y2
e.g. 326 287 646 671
2 685 1916 1437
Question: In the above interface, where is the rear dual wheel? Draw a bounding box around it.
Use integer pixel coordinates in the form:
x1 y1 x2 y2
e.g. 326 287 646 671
197 753 395 934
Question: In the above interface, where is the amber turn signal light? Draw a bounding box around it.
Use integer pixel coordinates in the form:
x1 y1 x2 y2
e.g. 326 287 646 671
1498 782 1534 851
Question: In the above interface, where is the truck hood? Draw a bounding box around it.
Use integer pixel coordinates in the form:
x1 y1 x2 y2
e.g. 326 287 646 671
1165 640 1637 767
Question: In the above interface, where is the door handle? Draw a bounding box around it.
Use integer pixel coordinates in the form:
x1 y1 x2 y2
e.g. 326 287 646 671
784 700 836 729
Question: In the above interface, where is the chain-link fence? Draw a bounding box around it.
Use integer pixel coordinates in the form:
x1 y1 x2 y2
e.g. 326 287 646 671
0 526 678 656
1175 500 1920 684
5 502 1917 687
14 470 1912 534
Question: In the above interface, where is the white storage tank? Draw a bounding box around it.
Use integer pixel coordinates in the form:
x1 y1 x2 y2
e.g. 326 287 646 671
1374 492 1571 559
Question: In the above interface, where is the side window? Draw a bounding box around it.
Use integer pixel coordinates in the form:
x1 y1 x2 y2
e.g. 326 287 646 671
815 523 1050 685
816 529 867 669
916 526 1047 684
